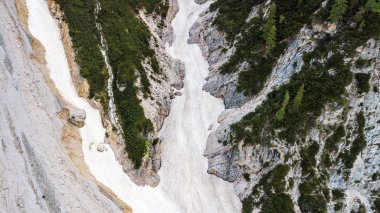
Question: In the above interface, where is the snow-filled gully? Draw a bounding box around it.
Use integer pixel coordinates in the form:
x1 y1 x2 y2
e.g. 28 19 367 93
26 0 241 212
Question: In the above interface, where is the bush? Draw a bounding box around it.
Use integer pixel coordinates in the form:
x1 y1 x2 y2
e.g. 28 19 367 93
355 73 371 93
243 173 251 181
334 202 344 211
332 189 345 200
329 0 348 22
342 111 366 169
262 193 294 213
244 164 293 212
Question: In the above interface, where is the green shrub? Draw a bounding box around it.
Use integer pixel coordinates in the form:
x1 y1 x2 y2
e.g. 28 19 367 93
334 202 344 211
355 58 370 68
242 196 254 213
263 4 277 50
262 193 295 213
324 125 346 153
355 73 371 93
329 0 348 22
57 0 108 101
374 197 380 211
332 189 345 200
244 164 293 212
243 173 251 181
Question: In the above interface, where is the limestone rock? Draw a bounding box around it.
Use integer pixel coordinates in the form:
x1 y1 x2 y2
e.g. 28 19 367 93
68 108 86 128
97 144 105 152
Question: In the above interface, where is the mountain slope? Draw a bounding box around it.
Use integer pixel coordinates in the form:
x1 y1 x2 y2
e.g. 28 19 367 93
0 0 129 211
190 0 380 212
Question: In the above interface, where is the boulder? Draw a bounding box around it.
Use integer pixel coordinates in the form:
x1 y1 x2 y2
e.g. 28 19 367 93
68 108 86 127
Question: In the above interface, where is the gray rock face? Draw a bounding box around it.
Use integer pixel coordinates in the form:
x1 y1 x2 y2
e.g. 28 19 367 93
0 0 124 211
194 0 208 5
189 10 249 109
191 3 348 203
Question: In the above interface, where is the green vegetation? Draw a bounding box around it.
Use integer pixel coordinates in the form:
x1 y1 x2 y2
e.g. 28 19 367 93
98 0 159 167
57 0 108 103
329 0 348 22
213 2 379 212
243 173 251 181
212 0 325 96
300 142 319 175
322 124 346 167
128 0 169 16
275 91 290 121
299 142 329 213
230 52 352 146
334 202 344 211
57 0 167 168
355 58 371 68
374 197 380 212
355 73 371 93
263 4 277 50
211 0 380 98
243 164 294 213
293 84 304 112
366 0 380 13
332 189 345 200
210 0 263 42
341 111 366 169
228 0 379 147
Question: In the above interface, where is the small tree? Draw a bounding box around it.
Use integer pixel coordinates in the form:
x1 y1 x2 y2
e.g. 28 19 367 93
276 91 290 120
263 4 277 50
329 0 348 22
293 84 305 112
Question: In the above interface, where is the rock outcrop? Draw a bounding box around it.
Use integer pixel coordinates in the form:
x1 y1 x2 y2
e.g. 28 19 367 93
189 10 246 108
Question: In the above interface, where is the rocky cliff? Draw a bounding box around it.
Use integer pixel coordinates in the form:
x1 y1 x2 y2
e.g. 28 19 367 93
190 0 380 212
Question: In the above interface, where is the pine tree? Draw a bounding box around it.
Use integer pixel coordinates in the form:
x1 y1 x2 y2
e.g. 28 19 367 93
276 91 290 121
329 0 348 22
263 4 277 50
293 84 304 112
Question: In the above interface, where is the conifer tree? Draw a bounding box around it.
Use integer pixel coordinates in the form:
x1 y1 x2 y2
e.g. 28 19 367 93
329 0 348 22
263 4 277 50
276 91 290 121
293 84 304 112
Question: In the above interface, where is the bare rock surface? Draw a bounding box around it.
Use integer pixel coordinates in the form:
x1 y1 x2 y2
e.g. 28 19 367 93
0 0 127 212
